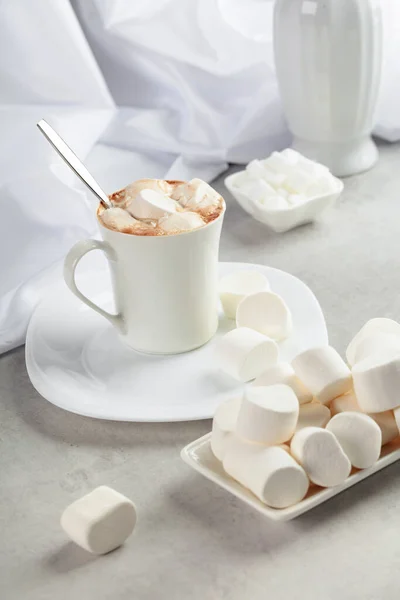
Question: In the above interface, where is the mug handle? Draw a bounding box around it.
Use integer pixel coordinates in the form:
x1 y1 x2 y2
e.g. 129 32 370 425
64 239 125 333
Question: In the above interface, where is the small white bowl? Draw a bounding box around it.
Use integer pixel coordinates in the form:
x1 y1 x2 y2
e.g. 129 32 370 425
225 171 344 233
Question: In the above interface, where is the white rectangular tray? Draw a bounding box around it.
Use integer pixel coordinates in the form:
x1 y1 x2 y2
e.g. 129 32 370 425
181 433 400 521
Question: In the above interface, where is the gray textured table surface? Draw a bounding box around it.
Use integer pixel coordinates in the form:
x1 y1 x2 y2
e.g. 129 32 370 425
2 143 400 600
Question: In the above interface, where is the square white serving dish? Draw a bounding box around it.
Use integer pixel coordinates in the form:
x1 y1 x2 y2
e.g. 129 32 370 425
181 432 400 521
224 171 343 233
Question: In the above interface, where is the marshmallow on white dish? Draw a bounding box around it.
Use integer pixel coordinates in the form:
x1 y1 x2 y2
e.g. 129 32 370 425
326 413 381 469
223 438 309 508
346 318 400 366
236 384 299 445
331 392 398 446
159 211 204 233
292 346 352 405
217 327 278 382
296 403 331 431
126 188 177 220
172 178 220 209
263 151 296 176
101 207 138 231
253 362 313 405
61 486 136 555
352 353 400 413
290 427 351 487
211 397 242 461
236 291 292 341
219 270 270 320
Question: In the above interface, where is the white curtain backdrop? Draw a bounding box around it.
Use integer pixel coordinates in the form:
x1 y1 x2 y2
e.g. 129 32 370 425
1 0 400 354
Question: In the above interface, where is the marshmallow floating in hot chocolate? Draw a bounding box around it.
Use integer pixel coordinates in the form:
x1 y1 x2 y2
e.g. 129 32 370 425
217 327 278 382
330 392 398 446
236 291 292 341
219 270 270 320
253 362 313 405
126 188 177 220
101 207 138 232
292 346 352 405
211 396 242 461
236 384 299 446
290 427 351 487
326 413 381 469
223 439 309 509
159 211 204 233
172 178 221 209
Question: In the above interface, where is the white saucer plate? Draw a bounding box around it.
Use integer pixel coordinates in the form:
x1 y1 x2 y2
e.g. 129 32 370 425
181 433 400 521
25 262 327 422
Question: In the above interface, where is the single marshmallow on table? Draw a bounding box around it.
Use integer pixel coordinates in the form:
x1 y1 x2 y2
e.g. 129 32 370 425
218 270 270 320
223 438 309 509
126 188 177 220
211 396 242 461
352 353 400 413
171 178 220 209
159 211 204 233
331 392 398 446
101 207 138 231
217 327 278 382
292 346 352 405
253 362 313 405
296 403 331 431
346 318 400 366
326 413 381 469
236 384 299 445
61 486 137 555
290 427 351 487
236 291 292 341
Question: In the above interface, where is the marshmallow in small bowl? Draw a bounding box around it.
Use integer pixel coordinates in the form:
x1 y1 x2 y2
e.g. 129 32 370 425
225 149 343 232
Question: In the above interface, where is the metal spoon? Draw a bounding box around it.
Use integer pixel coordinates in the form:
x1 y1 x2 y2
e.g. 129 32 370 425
37 119 112 209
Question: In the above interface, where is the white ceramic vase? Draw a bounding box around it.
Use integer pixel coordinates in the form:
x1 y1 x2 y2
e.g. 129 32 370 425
274 0 382 177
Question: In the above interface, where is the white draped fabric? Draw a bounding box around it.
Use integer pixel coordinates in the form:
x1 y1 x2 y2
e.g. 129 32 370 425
1 0 399 353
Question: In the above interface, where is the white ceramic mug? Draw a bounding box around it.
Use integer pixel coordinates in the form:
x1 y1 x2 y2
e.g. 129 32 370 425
64 202 225 354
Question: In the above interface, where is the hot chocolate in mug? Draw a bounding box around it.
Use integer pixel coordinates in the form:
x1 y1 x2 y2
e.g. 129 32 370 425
64 197 225 354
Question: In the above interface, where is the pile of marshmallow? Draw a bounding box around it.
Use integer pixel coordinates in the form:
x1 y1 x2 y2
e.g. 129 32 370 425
102 178 221 234
233 149 338 210
213 275 400 509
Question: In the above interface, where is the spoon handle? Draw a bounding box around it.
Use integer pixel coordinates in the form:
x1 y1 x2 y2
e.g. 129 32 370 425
37 119 112 209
